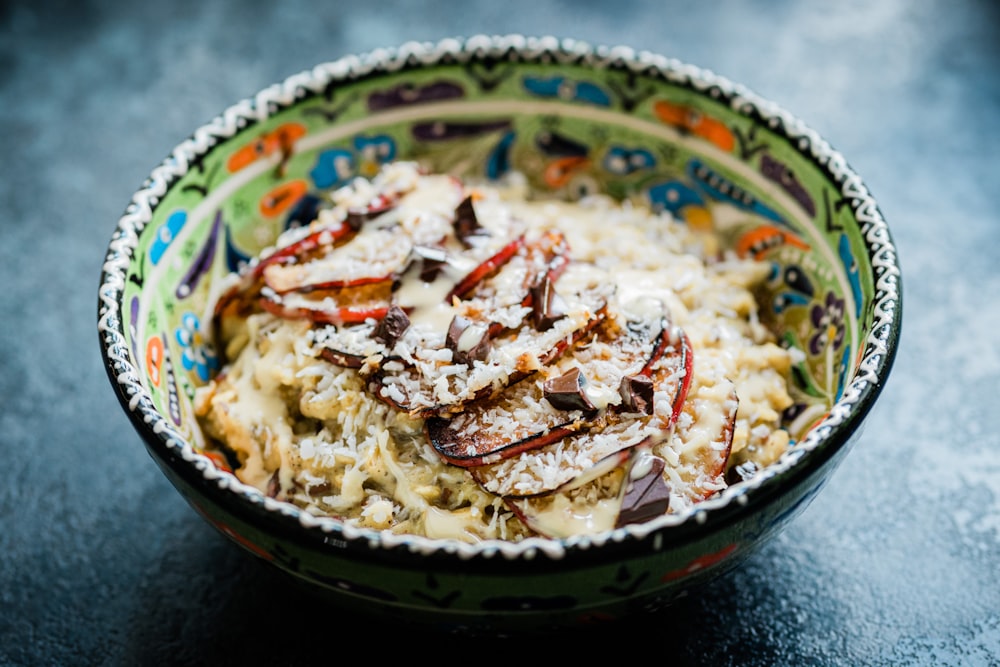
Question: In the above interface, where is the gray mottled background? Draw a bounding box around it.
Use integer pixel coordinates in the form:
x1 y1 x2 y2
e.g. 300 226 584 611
2 0 999 664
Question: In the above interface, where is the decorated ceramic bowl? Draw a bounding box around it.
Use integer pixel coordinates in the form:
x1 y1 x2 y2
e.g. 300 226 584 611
97 34 901 632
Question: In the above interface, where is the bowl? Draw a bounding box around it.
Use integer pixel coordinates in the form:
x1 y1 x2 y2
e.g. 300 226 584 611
97 34 901 633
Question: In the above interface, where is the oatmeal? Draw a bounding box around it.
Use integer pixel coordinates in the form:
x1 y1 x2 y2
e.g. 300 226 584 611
195 161 795 542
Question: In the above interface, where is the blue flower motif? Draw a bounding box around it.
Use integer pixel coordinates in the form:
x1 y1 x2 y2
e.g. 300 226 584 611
310 148 354 189
353 134 396 178
522 76 612 106
175 312 218 382
309 134 398 189
150 210 187 265
603 146 655 176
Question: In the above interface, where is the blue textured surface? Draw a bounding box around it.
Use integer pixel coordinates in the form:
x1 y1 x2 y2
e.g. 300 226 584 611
2 1 999 664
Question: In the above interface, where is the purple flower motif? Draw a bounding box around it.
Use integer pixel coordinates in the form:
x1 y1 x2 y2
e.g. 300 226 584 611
808 292 846 356
175 312 218 382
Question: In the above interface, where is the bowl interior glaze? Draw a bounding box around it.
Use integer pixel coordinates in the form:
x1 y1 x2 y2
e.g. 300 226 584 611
98 35 900 631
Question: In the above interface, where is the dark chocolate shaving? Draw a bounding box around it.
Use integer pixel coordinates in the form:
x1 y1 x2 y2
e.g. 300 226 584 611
445 315 492 365
345 209 369 231
453 196 489 246
373 304 410 347
543 367 596 412
412 245 449 282
529 276 569 330
345 200 394 230
616 455 671 527
619 374 654 415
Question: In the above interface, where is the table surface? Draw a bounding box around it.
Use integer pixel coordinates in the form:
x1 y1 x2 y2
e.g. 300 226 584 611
3 1 999 664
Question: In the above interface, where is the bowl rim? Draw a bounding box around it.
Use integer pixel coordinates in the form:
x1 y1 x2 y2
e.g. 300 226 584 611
97 33 902 563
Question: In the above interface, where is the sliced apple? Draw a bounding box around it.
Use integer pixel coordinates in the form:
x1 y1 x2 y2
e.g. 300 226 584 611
469 325 692 497
258 299 390 326
251 221 358 280
373 289 610 417
426 306 669 468
257 279 392 326
666 378 738 502
445 235 525 302
267 273 395 295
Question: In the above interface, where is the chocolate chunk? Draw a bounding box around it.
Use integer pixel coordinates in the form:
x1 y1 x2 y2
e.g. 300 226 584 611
616 455 671 527
412 245 449 282
543 367 596 412
445 315 491 365
529 276 568 330
373 304 410 347
453 195 489 246
345 208 372 231
619 374 654 415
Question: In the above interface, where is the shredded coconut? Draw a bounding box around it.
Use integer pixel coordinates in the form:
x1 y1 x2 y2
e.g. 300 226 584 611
195 161 796 542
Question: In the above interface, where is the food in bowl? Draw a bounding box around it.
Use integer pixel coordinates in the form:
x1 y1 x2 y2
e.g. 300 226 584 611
98 34 901 629
195 160 799 541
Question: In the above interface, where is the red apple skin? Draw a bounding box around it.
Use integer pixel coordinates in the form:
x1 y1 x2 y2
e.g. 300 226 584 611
427 311 680 468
